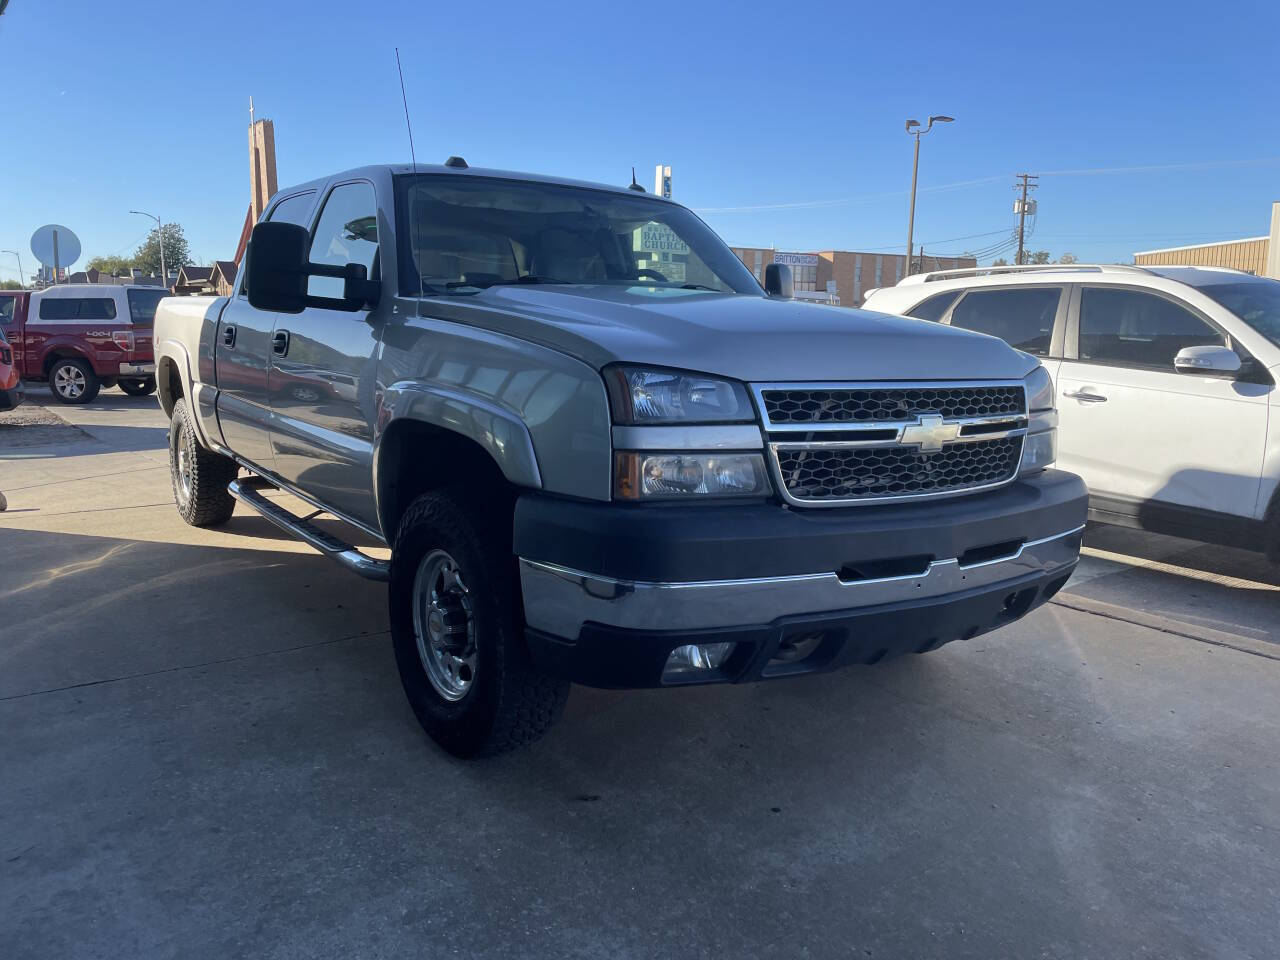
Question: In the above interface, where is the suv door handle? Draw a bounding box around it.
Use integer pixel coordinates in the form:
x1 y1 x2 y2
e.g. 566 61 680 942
272 330 290 356
222 325 236 347
1063 388 1107 403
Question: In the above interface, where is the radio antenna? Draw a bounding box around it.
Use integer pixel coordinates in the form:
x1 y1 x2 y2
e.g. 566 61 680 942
395 47 424 313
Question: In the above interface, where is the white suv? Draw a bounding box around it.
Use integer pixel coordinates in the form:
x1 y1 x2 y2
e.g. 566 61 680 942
864 265 1280 557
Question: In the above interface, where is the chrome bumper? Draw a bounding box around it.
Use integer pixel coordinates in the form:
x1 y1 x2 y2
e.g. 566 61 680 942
520 525 1083 639
118 362 155 376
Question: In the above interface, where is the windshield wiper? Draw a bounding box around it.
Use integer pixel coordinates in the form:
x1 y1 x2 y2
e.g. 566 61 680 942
679 283 719 291
493 275 572 286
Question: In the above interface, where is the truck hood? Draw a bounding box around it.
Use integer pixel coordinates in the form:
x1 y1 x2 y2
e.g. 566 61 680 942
436 285 1038 382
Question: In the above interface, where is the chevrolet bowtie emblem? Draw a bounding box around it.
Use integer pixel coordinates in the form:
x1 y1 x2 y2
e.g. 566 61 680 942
900 414 960 453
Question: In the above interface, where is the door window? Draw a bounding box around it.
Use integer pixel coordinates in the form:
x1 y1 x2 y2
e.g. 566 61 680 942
1079 287 1223 369
949 287 1060 355
269 192 316 228
0 296 15 327
905 290 961 323
308 182 379 300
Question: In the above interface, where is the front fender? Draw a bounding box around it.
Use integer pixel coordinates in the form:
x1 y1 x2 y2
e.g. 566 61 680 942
376 380 543 489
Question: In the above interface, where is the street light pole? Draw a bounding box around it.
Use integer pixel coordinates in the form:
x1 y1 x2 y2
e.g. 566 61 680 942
2 249 23 288
904 115 954 276
129 210 165 287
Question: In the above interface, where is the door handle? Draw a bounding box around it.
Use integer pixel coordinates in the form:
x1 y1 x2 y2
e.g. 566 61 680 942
272 330 290 356
1063 388 1107 403
222 325 236 347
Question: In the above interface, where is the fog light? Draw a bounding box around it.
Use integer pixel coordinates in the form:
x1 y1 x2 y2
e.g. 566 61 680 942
662 642 736 682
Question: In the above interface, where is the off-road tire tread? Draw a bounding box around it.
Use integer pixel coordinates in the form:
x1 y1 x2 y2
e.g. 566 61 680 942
391 491 568 758
170 399 238 527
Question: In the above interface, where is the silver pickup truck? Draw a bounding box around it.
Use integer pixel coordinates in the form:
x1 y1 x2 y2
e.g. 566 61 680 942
153 161 1087 757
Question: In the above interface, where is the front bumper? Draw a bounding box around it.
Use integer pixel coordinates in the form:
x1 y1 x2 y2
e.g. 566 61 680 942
515 469 1087 688
0 382 24 411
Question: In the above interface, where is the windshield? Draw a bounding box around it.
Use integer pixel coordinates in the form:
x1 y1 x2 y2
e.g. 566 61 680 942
1195 278 1280 349
126 287 168 324
395 174 761 297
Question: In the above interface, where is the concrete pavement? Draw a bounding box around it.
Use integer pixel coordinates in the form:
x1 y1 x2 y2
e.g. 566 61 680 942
3 387 1279 959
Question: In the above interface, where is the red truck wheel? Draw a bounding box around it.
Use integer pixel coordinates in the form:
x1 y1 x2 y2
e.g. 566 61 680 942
119 378 156 397
49 358 100 405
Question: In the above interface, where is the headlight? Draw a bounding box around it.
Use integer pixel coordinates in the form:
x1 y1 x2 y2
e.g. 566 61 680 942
614 452 770 500
1019 364 1057 475
1024 364 1054 412
605 366 754 424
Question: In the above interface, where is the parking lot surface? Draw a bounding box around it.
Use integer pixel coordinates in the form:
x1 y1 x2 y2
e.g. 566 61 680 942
3 389 1279 959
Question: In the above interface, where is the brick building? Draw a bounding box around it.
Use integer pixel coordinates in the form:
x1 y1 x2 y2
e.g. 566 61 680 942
728 246 976 307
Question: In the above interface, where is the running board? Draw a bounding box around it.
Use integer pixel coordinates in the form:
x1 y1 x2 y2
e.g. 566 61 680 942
228 478 390 582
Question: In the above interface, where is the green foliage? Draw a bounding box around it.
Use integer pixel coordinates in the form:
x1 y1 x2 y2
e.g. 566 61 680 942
86 254 135 277
0 279 23 290
1056 252 1079 264
992 258 1009 267
134 223 190 276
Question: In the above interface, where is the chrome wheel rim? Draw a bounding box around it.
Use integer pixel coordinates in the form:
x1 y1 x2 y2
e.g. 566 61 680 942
412 549 477 702
175 429 193 501
54 364 85 399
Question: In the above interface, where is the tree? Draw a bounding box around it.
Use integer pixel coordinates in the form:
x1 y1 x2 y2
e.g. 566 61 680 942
1022 250 1051 265
992 258 1009 267
87 254 135 277
1056 252 1078 264
1 279 23 290
134 223 190 277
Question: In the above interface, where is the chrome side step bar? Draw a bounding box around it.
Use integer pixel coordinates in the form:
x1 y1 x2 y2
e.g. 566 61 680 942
228 477 389 582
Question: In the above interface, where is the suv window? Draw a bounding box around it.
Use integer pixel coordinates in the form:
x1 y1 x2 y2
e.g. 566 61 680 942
905 290 961 323
308 182 379 301
1079 287 1223 368
948 287 1059 356
38 297 117 320
0 295 15 327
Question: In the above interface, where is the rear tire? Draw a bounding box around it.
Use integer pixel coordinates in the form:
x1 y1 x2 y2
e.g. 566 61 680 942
390 490 569 758
48 358 100 404
119 377 156 397
169 398 238 526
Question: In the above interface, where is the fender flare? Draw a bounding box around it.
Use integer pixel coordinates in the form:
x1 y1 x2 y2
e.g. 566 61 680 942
373 380 543 494
156 339 213 448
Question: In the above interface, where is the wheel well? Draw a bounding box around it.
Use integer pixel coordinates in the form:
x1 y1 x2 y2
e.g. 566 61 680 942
157 356 183 417
42 349 91 377
377 420 517 540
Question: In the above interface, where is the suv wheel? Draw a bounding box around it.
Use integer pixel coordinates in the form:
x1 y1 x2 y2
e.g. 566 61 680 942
49 358 100 404
390 491 569 758
169 398 238 526
119 377 156 397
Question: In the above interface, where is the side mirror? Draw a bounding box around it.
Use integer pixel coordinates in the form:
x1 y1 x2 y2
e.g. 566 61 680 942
246 221 381 314
764 263 793 298
246 221 308 313
1174 345 1241 378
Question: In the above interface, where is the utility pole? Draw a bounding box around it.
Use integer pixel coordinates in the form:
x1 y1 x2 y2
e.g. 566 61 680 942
1014 173 1038 265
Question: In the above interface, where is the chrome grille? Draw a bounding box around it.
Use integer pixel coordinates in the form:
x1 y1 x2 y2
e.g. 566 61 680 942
754 381 1028 506
760 385 1025 426
774 436 1022 502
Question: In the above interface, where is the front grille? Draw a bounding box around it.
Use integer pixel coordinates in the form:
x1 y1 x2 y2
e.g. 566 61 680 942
761 385 1025 425
775 436 1023 503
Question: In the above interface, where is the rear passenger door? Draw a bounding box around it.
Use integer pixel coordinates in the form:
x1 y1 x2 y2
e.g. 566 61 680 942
214 190 315 469
1057 284 1269 517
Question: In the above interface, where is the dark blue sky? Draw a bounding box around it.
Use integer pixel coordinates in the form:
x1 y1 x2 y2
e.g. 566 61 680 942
2 0 1277 277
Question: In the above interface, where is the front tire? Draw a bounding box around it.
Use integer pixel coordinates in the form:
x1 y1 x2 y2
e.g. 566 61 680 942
390 491 569 758
48 358 100 404
119 377 156 397
169 398 238 526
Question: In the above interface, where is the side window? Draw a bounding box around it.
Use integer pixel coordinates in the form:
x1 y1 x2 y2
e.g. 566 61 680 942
905 290 961 323
79 298 117 320
268 192 316 228
949 287 1060 356
307 182 380 301
38 298 81 320
0 296 15 327
238 191 316 297
1079 287 1224 369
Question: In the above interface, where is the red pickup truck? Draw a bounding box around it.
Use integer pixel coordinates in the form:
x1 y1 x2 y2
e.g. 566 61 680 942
0 284 163 403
